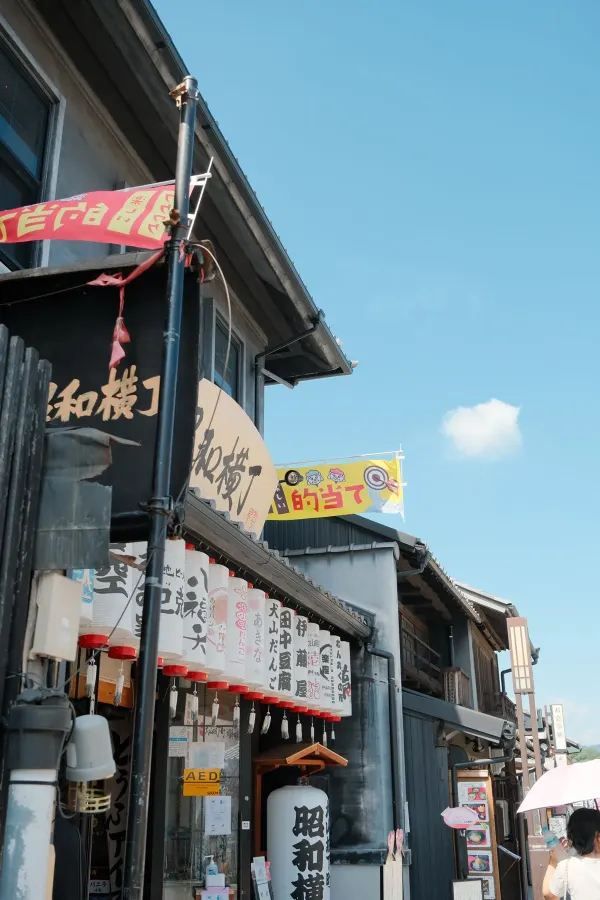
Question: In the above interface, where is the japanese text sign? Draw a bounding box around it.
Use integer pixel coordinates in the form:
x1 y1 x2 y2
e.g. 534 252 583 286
190 379 278 537
268 456 404 522
0 184 175 251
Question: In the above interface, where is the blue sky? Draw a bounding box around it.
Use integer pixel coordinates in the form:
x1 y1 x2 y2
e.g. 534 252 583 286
155 0 600 742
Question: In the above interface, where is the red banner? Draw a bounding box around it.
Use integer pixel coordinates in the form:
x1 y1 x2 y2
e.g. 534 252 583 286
0 183 175 251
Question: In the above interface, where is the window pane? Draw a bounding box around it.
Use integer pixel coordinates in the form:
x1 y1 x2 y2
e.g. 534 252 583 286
0 153 35 268
0 46 48 178
214 321 240 401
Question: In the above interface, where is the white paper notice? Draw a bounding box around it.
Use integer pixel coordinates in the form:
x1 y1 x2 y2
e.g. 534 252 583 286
253 857 268 884
168 726 188 758
204 795 232 836
189 741 225 770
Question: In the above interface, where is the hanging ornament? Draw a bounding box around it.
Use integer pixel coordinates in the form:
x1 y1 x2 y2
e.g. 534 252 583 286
281 711 289 741
114 665 125 707
189 686 199 724
86 657 97 699
211 692 220 726
233 696 241 729
248 703 256 735
322 722 328 748
169 679 178 719
310 717 315 743
296 715 303 743
331 723 336 744
260 706 272 736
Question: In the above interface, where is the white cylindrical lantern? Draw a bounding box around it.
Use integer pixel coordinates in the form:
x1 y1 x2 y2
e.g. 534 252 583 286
246 588 266 695
319 630 333 714
278 607 295 706
68 568 95 627
330 636 344 719
181 546 210 680
225 574 249 692
294 615 309 710
264 597 281 701
80 544 136 656
307 623 322 712
159 538 185 669
267 785 330 900
206 560 228 685
340 640 352 717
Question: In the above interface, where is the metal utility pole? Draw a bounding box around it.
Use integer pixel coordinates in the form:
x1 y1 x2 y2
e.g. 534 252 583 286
122 75 198 899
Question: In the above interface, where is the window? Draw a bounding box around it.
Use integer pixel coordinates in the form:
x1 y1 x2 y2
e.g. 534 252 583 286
213 318 242 403
0 37 53 269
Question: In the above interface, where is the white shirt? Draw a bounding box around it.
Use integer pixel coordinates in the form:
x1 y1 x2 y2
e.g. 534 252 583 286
551 856 600 898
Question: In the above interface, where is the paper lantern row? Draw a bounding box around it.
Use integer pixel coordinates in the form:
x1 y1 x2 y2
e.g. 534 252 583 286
73 540 352 718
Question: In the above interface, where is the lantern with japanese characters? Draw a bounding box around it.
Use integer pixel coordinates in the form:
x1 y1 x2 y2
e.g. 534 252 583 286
79 544 137 659
130 539 185 671
294 615 310 711
181 546 210 681
206 560 228 687
263 597 281 702
278 607 295 708
245 588 266 697
267 785 330 900
329 636 344 720
339 640 352 718
307 623 322 712
225 573 249 693
319 630 334 716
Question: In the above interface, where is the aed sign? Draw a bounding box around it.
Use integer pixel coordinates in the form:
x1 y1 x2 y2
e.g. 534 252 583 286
182 767 221 797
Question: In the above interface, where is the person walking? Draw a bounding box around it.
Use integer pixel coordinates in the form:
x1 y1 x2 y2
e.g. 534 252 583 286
543 808 600 899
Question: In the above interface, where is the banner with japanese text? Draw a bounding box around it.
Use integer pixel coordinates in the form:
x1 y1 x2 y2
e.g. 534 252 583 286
267 456 404 521
0 183 176 251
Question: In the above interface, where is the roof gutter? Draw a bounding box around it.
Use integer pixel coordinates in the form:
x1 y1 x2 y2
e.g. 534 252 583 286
183 493 370 639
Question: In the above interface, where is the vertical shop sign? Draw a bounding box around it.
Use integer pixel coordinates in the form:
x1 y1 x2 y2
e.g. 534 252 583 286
279 608 295 699
294 615 309 705
266 599 281 695
106 715 131 899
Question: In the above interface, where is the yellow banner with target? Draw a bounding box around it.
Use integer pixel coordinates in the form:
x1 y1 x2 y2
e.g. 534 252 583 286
267 456 404 521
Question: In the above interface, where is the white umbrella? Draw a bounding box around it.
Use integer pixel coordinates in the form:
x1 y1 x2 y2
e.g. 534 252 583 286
518 759 600 813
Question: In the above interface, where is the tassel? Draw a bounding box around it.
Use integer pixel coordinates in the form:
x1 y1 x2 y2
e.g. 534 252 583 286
109 340 126 369
169 679 178 719
190 688 199 724
260 706 272 736
248 703 256 735
296 716 303 743
86 658 97 703
331 724 336 744
233 697 240 729
322 723 328 748
281 711 289 741
114 666 125 707
211 693 220 726
310 718 315 743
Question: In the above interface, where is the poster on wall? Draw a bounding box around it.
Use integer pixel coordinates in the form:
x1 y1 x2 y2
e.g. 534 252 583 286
467 851 493 877
463 801 489 823
458 782 488 804
466 823 491 850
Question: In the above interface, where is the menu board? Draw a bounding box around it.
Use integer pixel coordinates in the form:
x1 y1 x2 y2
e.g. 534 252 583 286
457 774 500 900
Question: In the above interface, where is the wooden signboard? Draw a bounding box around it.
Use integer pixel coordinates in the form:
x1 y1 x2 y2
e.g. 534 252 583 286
457 771 501 900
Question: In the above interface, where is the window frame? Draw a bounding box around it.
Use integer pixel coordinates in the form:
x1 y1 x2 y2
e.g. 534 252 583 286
0 14 64 271
212 312 245 407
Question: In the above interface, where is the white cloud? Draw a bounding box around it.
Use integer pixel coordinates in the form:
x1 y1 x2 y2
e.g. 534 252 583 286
441 398 522 459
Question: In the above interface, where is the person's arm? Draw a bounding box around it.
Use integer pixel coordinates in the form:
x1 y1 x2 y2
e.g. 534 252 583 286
543 851 560 900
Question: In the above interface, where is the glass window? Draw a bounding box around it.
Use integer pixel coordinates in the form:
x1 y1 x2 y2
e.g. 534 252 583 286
0 40 51 269
214 319 241 403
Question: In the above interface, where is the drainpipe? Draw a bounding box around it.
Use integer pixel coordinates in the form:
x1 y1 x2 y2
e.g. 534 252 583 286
449 625 456 667
254 313 323 432
365 644 402 833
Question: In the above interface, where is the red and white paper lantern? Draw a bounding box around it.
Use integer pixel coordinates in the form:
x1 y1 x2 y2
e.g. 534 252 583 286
80 544 137 659
225 573 249 693
206 560 228 688
278 607 295 709
245 587 266 699
264 597 281 703
318 629 334 717
293 615 310 712
339 640 352 718
307 623 322 712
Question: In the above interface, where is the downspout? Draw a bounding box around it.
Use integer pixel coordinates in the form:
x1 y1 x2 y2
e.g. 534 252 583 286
253 313 323 431
366 644 402 833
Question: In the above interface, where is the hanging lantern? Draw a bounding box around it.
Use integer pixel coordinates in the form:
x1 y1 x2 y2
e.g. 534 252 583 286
278 607 295 710
206 559 228 689
263 597 281 705
318 629 333 716
67 568 95 628
181 545 210 682
225 573 249 694
330 636 344 718
340 640 352 718
80 544 136 657
245 587 266 700
307 623 322 714
129 539 185 672
267 786 330 900
294 614 309 712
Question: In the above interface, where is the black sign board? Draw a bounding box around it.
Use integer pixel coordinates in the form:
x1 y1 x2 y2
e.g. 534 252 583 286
0 259 200 537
